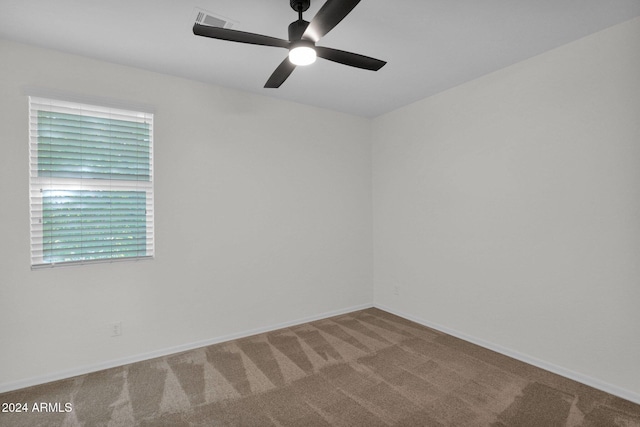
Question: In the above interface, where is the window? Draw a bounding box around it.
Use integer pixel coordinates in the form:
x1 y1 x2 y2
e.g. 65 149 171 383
29 96 154 268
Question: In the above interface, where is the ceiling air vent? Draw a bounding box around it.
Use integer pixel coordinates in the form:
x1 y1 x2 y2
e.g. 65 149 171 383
193 8 235 29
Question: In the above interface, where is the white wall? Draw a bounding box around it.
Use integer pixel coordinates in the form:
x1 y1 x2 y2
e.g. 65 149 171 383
2 16 639 401
373 17 640 399
0 39 373 388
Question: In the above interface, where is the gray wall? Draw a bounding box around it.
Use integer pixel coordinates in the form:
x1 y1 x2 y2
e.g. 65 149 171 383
1 16 639 402
373 17 640 399
0 39 373 388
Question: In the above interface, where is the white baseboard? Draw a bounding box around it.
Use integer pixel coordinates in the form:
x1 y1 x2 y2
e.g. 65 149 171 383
0 303 373 394
374 303 640 405
4 302 638 405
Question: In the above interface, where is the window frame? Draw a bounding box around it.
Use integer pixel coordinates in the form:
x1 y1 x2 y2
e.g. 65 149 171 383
28 96 155 268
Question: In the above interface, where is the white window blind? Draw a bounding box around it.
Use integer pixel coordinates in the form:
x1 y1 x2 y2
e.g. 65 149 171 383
29 96 154 268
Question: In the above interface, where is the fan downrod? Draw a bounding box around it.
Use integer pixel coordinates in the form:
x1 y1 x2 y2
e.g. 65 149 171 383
288 0 311 41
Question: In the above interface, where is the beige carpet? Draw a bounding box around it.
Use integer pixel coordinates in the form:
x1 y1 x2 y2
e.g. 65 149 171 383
1 308 639 426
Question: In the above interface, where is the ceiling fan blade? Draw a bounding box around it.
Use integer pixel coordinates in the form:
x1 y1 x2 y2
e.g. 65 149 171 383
193 24 290 48
302 0 361 42
315 46 386 71
264 57 297 88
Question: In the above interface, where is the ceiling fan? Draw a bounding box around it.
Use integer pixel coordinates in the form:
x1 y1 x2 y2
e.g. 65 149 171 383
193 0 386 88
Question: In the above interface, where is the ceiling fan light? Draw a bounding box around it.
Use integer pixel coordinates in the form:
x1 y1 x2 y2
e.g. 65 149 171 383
289 46 316 66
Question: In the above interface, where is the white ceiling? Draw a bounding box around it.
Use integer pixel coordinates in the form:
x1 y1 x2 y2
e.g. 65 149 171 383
2 0 640 117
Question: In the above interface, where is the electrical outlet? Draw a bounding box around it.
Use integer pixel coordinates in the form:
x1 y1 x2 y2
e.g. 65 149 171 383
393 285 400 296
110 321 122 337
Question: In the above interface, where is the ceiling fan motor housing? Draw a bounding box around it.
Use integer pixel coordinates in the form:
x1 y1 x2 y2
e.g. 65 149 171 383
290 0 311 13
